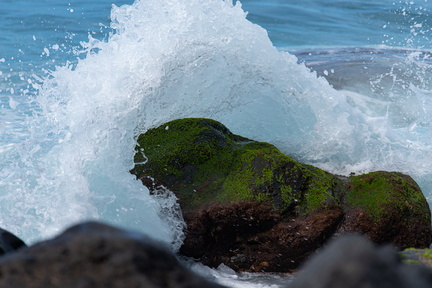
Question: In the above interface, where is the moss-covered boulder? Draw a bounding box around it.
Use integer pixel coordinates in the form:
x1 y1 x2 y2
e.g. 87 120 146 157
131 118 339 215
131 118 432 272
338 171 432 248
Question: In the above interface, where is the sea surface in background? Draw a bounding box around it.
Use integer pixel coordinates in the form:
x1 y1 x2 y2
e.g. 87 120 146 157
1 0 432 287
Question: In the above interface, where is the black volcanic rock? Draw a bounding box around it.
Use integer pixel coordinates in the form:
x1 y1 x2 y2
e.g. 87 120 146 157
0 222 226 288
0 227 26 256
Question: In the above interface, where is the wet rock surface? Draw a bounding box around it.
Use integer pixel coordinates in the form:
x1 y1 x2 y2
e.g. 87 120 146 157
180 202 344 272
132 118 432 272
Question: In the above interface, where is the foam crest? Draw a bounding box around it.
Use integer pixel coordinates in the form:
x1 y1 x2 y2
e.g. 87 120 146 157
103 0 432 195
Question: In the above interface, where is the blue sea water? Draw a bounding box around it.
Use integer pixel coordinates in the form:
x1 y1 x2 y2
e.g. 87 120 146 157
1 0 432 286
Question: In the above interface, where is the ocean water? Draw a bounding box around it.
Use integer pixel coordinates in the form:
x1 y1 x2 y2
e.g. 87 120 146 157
1 0 432 286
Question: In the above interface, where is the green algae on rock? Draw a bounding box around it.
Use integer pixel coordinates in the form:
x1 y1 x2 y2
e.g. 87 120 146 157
345 171 430 222
131 118 339 214
337 171 432 249
400 248 432 267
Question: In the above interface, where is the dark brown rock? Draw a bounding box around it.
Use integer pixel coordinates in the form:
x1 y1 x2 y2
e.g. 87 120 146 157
132 118 432 272
180 201 280 265
0 222 226 288
180 202 343 272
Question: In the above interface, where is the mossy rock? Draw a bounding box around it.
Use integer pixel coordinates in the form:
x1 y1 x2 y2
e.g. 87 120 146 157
131 118 432 270
345 171 430 222
400 248 432 267
336 171 432 249
131 118 339 214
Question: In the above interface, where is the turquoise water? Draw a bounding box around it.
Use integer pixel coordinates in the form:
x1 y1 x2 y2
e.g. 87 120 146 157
245 0 431 49
1 1 432 286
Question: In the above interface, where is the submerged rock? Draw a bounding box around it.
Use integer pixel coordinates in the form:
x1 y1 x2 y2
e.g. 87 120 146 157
131 118 432 272
0 222 226 288
288 235 432 288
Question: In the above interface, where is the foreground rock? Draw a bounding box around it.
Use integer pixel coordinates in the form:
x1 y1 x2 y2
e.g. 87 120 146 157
288 235 432 288
131 118 432 272
0 222 225 288
0 228 26 256
1 223 431 288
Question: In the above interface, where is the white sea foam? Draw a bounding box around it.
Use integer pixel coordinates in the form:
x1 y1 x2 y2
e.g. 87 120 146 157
185 261 294 287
